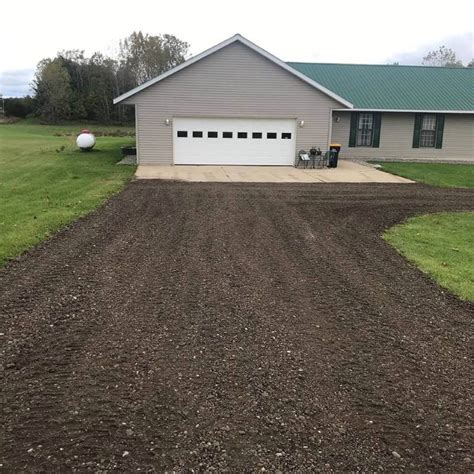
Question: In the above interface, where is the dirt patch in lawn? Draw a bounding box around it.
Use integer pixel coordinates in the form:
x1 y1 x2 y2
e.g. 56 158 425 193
1 182 473 471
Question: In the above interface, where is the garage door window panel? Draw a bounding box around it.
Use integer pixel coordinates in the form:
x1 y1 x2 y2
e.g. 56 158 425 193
267 132 277 139
252 132 262 139
208 131 218 138
177 131 188 137
238 132 248 139
193 131 203 138
223 132 233 138
281 133 292 139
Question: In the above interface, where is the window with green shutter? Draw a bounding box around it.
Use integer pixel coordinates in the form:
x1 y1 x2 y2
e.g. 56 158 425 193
348 112 382 147
413 113 445 148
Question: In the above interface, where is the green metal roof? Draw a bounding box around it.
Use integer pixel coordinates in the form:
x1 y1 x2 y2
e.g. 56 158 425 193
287 62 474 111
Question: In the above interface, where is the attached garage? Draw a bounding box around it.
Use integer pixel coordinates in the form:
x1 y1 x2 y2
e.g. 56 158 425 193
114 34 351 166
114 34 474 166
173 118 296 165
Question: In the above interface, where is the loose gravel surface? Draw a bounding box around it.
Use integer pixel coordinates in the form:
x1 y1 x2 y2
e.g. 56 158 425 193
1 181 473 472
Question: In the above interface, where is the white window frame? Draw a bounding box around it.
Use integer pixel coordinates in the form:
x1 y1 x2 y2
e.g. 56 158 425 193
419 114 437 148
356 113 374 147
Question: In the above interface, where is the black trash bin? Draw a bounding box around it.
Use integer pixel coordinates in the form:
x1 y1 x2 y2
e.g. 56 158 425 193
328 143 341 168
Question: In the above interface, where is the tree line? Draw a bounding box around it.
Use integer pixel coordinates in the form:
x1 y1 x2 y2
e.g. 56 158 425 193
4 40 472 123
4 32 189 123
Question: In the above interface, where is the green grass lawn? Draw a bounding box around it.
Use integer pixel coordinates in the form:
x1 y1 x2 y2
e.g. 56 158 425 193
385 212 474 301
0 120 135 266
375 163 474 300
374 162 474 188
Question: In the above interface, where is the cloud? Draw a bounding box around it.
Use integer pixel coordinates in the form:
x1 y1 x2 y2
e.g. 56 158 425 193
0 69 35 97
388 32 473 65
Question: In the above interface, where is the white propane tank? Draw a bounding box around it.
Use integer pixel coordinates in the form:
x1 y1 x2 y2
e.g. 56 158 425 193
76 129 96 151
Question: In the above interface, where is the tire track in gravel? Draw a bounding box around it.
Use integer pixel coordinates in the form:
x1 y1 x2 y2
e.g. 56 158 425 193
263 187 474 470
1 181 473 471
0 186 194 470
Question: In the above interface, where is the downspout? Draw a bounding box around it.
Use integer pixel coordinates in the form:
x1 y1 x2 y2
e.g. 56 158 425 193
327 109 334 150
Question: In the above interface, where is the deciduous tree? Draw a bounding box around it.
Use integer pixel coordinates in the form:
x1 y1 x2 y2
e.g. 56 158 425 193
422 45 464 67
33 59 73 122
119 32 189 86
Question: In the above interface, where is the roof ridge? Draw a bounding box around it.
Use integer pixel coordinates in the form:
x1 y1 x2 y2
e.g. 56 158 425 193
287 61 473 71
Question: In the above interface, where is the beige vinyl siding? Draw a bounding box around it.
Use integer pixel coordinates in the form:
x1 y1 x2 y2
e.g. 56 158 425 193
125 42 341 164
332 112 474 162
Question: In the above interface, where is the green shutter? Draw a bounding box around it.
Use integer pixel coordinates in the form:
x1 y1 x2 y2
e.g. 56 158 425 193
412 114 422 148
372 113 382 148
349 112 358 147
435 114 445 149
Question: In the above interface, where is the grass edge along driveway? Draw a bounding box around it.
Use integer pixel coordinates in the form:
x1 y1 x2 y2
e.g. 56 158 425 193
376 162 474 301
384 211 474 301
374 162 474 188
0 121 135 266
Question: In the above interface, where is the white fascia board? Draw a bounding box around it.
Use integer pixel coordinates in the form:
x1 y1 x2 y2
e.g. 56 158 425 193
333 108 473 114
113 34 353 108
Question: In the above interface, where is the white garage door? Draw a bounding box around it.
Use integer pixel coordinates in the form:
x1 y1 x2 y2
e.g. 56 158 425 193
173 117 296 165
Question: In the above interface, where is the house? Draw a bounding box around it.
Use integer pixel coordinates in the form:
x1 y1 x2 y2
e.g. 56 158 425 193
114 34 474 165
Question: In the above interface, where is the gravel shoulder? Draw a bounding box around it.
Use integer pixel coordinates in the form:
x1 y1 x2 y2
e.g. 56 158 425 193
1 182 473 471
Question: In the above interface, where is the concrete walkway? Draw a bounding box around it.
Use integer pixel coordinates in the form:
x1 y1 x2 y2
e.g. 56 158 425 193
135 160 413 183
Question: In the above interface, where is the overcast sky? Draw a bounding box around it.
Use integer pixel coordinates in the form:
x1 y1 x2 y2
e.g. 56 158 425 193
1 0 472 97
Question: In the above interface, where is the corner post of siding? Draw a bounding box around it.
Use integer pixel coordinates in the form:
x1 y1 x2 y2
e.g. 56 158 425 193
327 109 334 151
135 104 140 165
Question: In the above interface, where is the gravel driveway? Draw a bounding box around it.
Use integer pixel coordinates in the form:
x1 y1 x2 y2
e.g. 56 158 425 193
1 181 473 471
